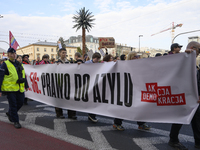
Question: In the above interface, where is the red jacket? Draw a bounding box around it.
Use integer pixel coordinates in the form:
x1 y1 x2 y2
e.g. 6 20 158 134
22 61 31 65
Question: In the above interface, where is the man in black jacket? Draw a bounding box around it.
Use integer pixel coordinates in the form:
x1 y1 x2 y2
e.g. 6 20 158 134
168 41 200 150
55 48 77 120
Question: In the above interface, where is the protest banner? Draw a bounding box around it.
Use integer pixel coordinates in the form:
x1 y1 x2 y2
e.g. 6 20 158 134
98 37 115 48
24 52 198 124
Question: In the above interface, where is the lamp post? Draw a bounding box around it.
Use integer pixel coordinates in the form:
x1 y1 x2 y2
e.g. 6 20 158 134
139 35 143 52
172 29 200 43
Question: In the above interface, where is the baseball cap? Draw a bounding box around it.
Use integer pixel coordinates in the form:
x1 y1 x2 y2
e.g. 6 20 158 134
170 43 183 51
7 47 16 53
22 54 29 59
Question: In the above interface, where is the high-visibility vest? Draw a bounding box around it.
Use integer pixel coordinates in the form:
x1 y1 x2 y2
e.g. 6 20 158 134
1 60 25 93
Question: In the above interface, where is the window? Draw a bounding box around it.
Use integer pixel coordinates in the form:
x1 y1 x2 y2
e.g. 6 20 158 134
69 55 72 58
37 48 39 51
51 55 54 58
44 48 46 52
76 39 78 42
0 55 1 59
74 50 76 53
51 48 53 52
37 54 40 58
69 50 71 53
90 45 93 48
90 37 93 43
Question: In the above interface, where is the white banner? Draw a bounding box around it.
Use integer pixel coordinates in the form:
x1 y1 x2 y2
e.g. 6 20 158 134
24 52 199 124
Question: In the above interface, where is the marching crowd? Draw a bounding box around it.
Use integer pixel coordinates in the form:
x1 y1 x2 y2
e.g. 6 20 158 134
0 41 200 150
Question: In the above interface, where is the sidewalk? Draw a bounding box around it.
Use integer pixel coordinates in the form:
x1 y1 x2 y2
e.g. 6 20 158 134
0 121 87 150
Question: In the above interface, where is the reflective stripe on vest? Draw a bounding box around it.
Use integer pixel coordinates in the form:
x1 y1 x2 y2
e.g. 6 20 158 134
1 60 25 92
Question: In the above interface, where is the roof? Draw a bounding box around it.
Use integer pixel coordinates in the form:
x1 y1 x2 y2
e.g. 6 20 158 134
32 41 57 46
32 41 77 48
0 47 7 53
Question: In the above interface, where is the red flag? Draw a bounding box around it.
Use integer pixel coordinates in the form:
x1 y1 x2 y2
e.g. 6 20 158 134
9 31 19 50
3 52 4 56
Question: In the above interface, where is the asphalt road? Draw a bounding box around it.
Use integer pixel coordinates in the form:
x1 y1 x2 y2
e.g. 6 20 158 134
0 96 198 150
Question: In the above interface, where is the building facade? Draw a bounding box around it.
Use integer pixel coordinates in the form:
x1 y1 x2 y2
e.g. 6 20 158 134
16 41 77 61
65 35 138 56
188 36 200 43
115 44 135 56
65 35 99 52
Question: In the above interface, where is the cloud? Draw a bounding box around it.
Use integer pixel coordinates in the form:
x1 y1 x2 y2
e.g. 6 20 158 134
0 0 199 52
91 0 200 50
61 0 82 12
94 0 114 12
115 1 134 10
35 11 44 15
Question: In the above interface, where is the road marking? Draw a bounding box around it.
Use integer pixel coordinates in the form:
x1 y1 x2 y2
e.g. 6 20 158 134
88 126 114 150
0 112 194 150
36 105 49 108
1 101 8 104
133 137 169 150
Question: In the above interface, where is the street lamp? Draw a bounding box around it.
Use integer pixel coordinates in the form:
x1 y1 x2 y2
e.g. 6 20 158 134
172 29 200 43
139 35 143 52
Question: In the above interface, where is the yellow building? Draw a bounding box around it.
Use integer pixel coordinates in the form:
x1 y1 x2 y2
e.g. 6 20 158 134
16 41 77 61
0 47 7 59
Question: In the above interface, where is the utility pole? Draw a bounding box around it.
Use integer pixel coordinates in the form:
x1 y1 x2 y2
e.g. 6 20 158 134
139 35 143 52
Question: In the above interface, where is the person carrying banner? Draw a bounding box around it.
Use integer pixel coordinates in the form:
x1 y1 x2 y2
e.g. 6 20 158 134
0 48 29 129
113 51 151 131
168 43 182 55
50 58 55 64
85 52 101 122
22 54 30 105
35 57 41 65
55 48 77 120
167 42 186 150
186 41 200 149
39 54 50 65
74 52 84 64
114 56 120 62
120 54 126 60
22 55 30 65
168 41 200 150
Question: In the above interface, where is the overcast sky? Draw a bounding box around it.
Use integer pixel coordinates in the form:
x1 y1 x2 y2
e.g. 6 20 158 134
0 0 199 51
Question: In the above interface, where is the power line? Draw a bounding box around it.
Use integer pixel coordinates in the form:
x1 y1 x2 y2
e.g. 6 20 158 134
93 0 191 31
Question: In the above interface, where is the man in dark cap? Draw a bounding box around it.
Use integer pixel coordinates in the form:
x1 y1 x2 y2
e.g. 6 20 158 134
22 54 30 65
168 43 183 54
0 48 29 129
